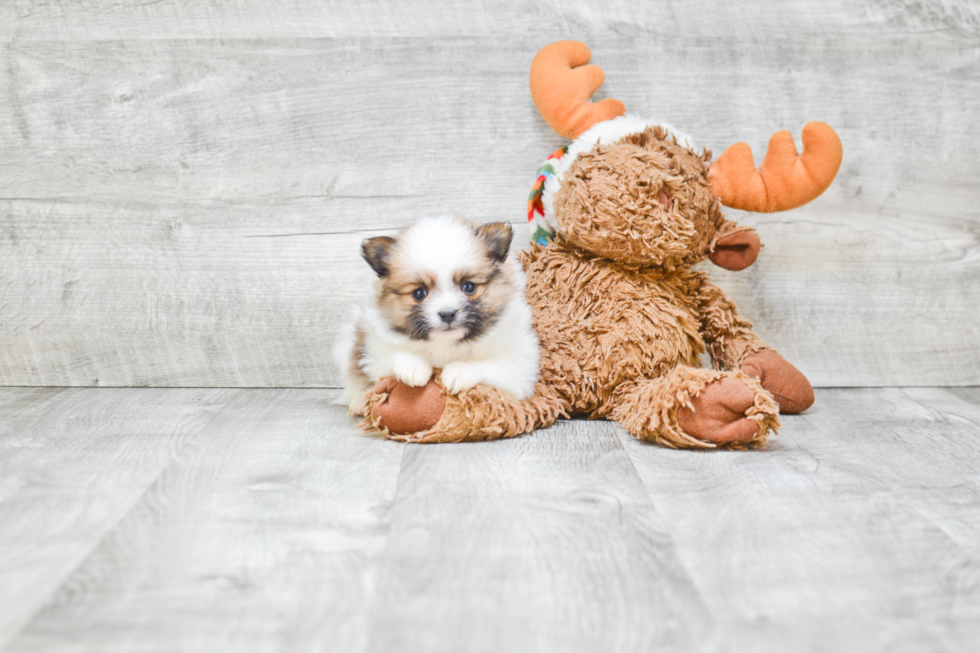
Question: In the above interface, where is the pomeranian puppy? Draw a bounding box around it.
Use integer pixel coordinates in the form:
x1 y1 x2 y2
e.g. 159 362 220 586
333 216 539 410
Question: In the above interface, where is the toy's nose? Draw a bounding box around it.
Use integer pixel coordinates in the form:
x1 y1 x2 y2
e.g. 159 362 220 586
438 309 458 324
658 188 673 211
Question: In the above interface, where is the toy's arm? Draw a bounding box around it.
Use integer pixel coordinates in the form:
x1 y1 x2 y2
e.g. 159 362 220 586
359 372 567 443
695 279 771 371
695 279 815 413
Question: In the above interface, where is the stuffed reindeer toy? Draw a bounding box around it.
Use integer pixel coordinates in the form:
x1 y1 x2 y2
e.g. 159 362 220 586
357 40 842 448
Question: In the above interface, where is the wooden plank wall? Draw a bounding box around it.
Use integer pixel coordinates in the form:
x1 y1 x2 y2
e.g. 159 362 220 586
1 1 978 387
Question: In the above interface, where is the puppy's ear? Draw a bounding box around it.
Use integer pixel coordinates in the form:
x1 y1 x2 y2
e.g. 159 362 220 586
475 222 513 263
362 236 396 277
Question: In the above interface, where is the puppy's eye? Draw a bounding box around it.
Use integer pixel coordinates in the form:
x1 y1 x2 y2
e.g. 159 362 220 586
461 281 477 295
412 287 427 302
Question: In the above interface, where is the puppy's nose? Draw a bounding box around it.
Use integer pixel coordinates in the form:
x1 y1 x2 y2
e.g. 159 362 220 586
438 309 458 324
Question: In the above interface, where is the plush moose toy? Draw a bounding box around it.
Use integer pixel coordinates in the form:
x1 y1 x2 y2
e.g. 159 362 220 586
357 40 842 448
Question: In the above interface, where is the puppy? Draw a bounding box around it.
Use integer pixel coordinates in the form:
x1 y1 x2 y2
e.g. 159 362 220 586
333 216 539 410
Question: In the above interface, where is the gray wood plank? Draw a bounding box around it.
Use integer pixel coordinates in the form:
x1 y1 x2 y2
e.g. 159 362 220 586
944 386 980 408
0 387 237 649
1 16 978 387
0 386 69 504
366 419 710 653
618 388 980 653
888 387 980 551
6 389 405 653
0 387 67 435
1 0 977 40
3 387 980 651
0 207 381 387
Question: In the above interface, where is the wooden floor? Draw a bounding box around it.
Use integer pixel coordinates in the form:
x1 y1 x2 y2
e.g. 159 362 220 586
1 387 978 652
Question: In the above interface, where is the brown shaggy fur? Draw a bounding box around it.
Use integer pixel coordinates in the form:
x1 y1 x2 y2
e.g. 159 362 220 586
363 371 567 443
554 126 726 269
612 368 778 449
358 127 787 447
523 236 704 416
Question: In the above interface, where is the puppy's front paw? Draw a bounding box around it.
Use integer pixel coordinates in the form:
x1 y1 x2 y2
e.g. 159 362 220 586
392 354 433 387
441 362 480 395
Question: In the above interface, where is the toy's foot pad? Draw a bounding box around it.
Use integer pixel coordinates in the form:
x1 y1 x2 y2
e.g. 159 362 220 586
677 376 762 445
371 377 446 435
741 350 815 414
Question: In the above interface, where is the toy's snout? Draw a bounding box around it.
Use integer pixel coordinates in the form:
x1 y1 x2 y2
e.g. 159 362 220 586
709 231 761 271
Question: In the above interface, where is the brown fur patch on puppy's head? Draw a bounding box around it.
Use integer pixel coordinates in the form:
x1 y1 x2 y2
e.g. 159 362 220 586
376 267 438 341
553 125 729 270
364 217 520 342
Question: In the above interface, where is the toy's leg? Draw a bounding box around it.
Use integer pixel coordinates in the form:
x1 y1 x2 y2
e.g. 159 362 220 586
697 279 815 414
611 366 780 448
740 350 815 414
356 371 568 443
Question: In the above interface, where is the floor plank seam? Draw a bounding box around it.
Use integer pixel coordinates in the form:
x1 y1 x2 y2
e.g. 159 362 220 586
0 388 245 649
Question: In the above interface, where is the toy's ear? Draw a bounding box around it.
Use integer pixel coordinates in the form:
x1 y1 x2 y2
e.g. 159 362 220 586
475 222 513 263
709 231 761 271
362 236 396 277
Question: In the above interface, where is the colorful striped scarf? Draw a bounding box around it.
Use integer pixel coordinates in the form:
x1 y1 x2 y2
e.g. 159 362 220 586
526 146 567 246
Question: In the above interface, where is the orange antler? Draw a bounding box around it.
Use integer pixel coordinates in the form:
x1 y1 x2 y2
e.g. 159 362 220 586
529 41 626 140
709 122 843 212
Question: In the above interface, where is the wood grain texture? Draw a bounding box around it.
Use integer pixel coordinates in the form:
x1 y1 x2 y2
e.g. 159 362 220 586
1 3 979 387
5 389 405 653
0 387 236 649
619 387 980 652
0 202 378 386
1 0 978 40
4 387 980 651
367 419 709 653
944 386 980 408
